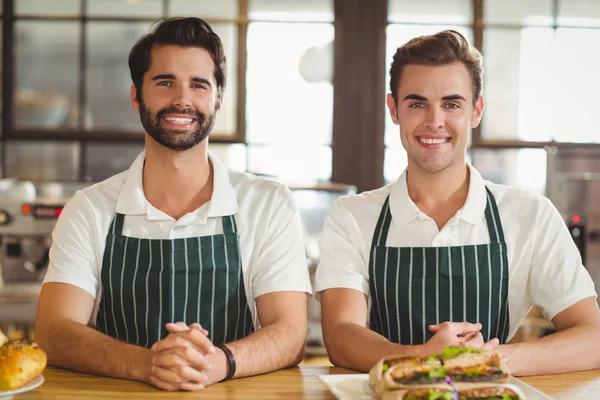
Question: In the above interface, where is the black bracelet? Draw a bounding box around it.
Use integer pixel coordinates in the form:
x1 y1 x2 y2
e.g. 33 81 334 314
215 344 236 381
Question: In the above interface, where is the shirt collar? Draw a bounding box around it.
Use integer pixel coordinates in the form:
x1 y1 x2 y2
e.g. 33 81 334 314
115 150 239 221
388 163 487 227
457 163 487 225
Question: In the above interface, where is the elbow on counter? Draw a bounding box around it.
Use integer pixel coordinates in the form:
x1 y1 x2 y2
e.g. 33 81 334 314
321 326 350 369
592 331 600 370
33 319 58 365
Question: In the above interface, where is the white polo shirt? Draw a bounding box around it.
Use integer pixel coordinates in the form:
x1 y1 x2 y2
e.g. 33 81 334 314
315 164 596 341
44 151 313 327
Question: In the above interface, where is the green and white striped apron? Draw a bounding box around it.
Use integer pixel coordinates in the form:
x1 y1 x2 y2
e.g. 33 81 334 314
96 213 254 347
368 187 510 345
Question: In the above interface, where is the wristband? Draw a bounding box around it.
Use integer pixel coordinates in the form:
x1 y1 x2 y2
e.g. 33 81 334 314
215 344 236 381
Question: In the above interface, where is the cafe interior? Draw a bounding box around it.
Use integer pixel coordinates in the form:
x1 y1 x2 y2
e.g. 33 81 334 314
0 0 600 394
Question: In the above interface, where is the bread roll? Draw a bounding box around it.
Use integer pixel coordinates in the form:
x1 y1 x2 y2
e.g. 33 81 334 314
0 340 47 391
0 330 7 347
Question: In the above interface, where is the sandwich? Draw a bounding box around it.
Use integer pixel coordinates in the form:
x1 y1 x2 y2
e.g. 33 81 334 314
0 330 47 391
442 347 509 383
379 354 445 385
379 385 455 400
376 384 527 400
369 354 447 396
454 383 527 400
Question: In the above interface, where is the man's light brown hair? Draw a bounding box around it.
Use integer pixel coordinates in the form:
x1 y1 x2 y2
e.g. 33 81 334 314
389 30 483 106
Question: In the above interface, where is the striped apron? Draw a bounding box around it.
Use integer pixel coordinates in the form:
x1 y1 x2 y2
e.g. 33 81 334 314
96 213 254 347
368 187 510 345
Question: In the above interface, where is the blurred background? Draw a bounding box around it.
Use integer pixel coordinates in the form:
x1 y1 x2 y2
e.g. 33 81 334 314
0 0 598 363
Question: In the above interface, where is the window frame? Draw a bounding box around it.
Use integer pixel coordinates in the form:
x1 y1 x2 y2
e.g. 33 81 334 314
470 0 600 150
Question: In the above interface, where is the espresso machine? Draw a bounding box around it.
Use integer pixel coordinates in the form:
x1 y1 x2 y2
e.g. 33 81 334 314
0 179 90 340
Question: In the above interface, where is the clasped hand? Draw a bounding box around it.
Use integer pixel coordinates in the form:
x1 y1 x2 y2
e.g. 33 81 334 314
146 322 222 391
425 321 500 354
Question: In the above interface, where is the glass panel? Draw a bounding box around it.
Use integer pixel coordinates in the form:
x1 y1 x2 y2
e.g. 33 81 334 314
553 28 600 142
481 28 555 141
16 0 80 16
384 145 408 184
14 22 80 129
83 143 144 182
212 24 237 136
558 0 600 27
210 143 247 172
249 0 333 22
86 22 151 131
246 23 333 145
385 24 472 147
169 0 238 19
388 0 471 24
247 145 331 182
470 148 547 195
484 0 553 26
87 0 162 18
5 141 80 181
85 22 236 134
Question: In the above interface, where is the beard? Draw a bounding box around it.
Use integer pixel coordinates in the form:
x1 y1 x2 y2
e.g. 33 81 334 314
138 99 217 151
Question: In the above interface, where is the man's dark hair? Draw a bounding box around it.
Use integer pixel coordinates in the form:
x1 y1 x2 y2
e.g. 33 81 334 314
129 17 227 101
389 30 483 106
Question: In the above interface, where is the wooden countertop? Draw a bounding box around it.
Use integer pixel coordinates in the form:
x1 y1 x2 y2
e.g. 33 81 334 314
13 366 600 399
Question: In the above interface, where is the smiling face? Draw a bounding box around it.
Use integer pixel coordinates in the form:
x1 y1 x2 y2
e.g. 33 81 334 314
130 44 222 151
387 61 484 173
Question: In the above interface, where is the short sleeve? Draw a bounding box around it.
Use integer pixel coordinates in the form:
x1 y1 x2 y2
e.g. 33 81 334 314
314 200 370 300
250 185 312 298
528 197 597 321
43 191 100 298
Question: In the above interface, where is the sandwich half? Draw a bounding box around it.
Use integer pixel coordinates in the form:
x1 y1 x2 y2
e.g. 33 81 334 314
454 383 528 400
442 347 509 383
379 386 455 400
370 354 447 393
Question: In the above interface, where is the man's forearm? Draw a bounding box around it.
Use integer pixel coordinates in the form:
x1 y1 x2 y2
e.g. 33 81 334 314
500 325 600 376
223 321 306 379
37 318 152 382
324 323 427 372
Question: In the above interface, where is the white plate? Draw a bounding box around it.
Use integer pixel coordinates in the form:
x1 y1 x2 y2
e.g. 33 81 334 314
0 375 45 399
319 374 554 400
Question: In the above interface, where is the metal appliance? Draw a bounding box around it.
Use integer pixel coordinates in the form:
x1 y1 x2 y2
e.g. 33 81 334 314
0 179 90 340
546 146 600 289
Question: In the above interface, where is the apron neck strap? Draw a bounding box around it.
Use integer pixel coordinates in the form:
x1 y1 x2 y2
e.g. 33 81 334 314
483 187 505 243
222 215 238 234
109 213 126 236
371 196 393 248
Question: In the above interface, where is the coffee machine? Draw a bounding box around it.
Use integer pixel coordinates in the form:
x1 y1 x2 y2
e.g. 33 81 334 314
0 179 90 340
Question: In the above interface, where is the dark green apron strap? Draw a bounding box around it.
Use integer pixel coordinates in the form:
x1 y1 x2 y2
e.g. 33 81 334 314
484 187 505 243
222 215 238 234
108 213 125 236
371 197 393 248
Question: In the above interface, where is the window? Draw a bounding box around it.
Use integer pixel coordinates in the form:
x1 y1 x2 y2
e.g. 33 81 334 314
246 21 333 182
244 0 334 182
482 0 600 143
1 0 333 182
